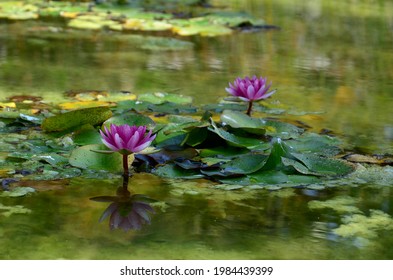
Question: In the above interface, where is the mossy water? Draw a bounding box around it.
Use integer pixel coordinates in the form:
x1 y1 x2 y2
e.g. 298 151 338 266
1 0 393 259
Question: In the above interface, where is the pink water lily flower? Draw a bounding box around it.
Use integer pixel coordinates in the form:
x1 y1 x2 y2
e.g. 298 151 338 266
225 76 276 102
100 124 156 155
225 76 276 116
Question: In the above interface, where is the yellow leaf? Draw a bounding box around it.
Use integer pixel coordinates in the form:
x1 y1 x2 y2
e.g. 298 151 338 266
59 101 113 110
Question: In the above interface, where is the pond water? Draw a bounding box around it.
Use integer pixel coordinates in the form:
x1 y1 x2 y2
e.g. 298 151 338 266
1 0 393 259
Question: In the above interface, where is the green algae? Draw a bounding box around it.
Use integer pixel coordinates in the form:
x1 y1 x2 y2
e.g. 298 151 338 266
0 187 35 197
334 210 393 239
308 196 361 214
0 203 32 217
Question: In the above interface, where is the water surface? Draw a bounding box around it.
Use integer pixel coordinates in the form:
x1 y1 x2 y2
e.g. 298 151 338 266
1 0 393 259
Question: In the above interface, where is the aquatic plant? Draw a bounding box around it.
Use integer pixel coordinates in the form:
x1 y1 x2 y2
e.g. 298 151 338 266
100 124 156 177
225 76 276 116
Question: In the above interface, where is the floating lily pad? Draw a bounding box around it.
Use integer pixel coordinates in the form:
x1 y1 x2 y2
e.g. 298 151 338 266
138 92 192 104
286 133 341 156
73 125 102 146
41 107 112 132
140 37 194 51
292 153 355 177
204 11 265 28
122 18 173 31
221 154 268 175
68 14 122 30
103 112 155 130
152 163 204 179
171 18 233 36
69 144 123 173
208 121 268 149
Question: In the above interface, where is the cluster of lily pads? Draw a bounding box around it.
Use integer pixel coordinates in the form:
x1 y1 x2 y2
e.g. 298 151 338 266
0 76 356 190
0 0 268 36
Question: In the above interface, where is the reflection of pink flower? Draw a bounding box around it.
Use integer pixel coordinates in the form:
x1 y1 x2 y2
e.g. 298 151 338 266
100 124 156 155
225 76 276 102
99 198 155 231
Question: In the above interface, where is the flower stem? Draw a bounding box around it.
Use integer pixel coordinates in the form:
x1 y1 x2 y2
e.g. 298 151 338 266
246 101 253 116
122 154 129 177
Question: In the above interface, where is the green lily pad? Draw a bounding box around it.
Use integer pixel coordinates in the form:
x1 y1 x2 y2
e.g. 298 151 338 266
138 92 192 104
208 121 268 149
140 37 194 51
171 18 233 37
221 154 268 175
204 11 265 28
147 102 197 114
261 138 294 171
69 144 123 173
103 112 155 130
68 15 122 30
220 110 266 135
73 125 102 146
183 127 208 147
286 133 341 156
41 107 112 132
32 153 69 166
116 100 151 112
122 18 173 32
220 110 302 138
292 153 355 177
152 163 204 179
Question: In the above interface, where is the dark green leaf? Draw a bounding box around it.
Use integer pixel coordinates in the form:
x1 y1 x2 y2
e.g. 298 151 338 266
41 107 112 132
